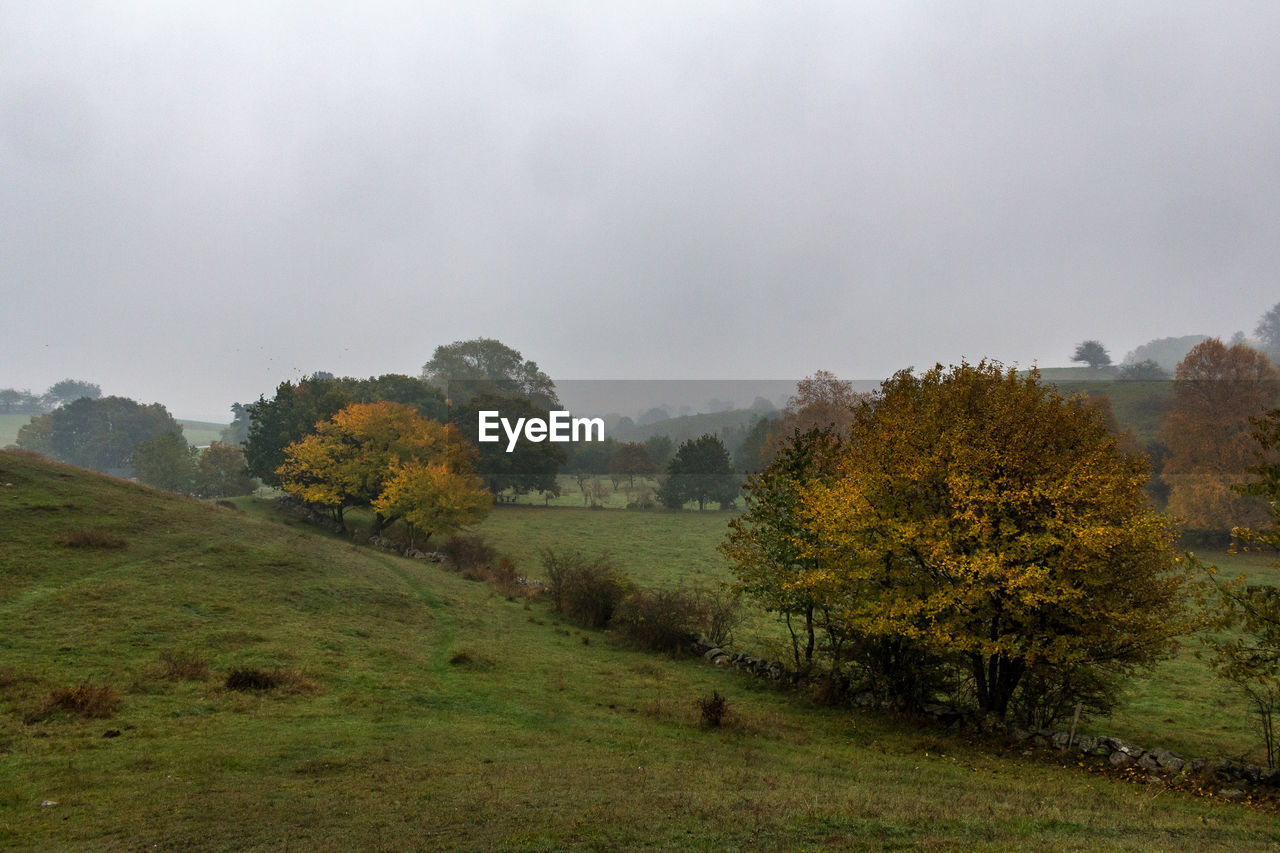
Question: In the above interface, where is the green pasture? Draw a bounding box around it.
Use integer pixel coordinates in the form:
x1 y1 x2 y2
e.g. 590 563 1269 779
1 451 1278 849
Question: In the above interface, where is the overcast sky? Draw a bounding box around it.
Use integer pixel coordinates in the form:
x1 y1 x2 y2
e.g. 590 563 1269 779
3 2 1279 421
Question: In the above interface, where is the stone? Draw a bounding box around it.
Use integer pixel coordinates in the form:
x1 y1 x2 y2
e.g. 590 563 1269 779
1075 735 1097 753
1218 788 1244 800
702 647 723 662
1109 751 1134 768
1138 753 1161 772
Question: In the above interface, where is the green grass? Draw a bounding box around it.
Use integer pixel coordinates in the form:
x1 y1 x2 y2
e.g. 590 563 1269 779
2 450 1279 850
0 414 29 449
177 420 229 447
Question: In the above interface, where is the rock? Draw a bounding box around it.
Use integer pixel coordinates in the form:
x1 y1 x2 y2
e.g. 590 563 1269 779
1075 735 1097 753
702 647 724 662
1051 731 1071 749
1032 735 1050 748
1261 768 1280 786
1190 758 1209 774
1150 749 1184 774
1138 753 1161 772
1109 751 1134 768
1011 727 1033 742
1218 788 1244 800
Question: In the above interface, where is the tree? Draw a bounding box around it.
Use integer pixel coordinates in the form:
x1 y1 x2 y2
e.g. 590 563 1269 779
244 375 352 486
276 401 484 534
1202 407 1280 766
449 392 565 498
761 371 860 466
132 432 197 492
422 338 558 408
196 440 255 497
372 459 490 548
658 434 739 510
1162 339 1280 535
723 428 843 673
16 396 184 474
43 379 101 409
1256 301 1280 363
609 442 657 486
220 403 252 446
1071 340 1112 370
1117 359 1170 381
789 362 1189 719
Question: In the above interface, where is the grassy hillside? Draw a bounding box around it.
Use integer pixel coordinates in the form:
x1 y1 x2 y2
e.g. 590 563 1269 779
0 416 227 451
1 451 1278 850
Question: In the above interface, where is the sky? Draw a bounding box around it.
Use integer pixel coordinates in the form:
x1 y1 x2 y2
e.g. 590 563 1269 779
3 1 1279 422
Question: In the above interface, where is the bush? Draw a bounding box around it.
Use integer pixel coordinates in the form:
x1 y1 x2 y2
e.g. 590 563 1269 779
697 690 729 727
225 668 280 691
697 585 742 648
614 587 703 654
28 683 121 722
61 527 126 549
441 534 496 576
542 549 630 628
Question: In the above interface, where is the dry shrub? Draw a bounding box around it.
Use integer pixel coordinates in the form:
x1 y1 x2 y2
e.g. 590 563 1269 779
441 535 496 575
61 527 126 549
542 548 630 628
155 650 209 681
27 683 121 722
614 587 703 654
697 690 729 728
486 556 523 598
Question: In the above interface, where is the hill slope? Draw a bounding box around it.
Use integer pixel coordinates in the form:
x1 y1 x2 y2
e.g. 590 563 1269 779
0 451 1276 850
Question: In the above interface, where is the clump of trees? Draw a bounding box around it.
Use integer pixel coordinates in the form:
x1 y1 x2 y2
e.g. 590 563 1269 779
0 379 101 415
276 401 489 543
17 395 184 475
724 361 1192 724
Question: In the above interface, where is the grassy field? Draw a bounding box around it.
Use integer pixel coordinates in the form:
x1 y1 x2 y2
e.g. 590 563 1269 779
2 451 1279 850
0 414 28 449
472 505 1278 763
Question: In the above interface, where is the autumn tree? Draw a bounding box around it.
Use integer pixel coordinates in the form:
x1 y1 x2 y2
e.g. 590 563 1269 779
276 401 486 534
1201 407 1280 766
761 371 861 466
1162 339 1280 536
609 442 657 486
781 362 1189 720
658 434 738 510
372 459 490 548
1071 340 1112 370
723 428 843 673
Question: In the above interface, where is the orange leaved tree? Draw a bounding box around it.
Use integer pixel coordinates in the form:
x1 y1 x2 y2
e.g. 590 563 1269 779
774 362 1189 722
276 401 487 537
1162 338 1280 537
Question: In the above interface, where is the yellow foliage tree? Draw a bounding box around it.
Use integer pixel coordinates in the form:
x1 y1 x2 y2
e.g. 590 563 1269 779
276 401 486 535
372 460 490 548
786 362 1190 719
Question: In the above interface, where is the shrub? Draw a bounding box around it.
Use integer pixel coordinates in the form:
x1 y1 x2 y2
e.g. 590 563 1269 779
487 556 522 598
614 587 703 654
441 534 496 575
542 549 630 628
697 585 742 648
61 527 126 549
697 690 728 727
225 668 280 691
28 683 121 722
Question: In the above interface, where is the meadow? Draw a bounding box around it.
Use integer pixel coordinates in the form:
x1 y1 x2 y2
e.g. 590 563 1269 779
1 450 1278 850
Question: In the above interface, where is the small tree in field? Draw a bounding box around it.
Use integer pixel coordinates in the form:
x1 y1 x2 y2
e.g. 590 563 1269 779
1071 340 1112 370
658 434 739 510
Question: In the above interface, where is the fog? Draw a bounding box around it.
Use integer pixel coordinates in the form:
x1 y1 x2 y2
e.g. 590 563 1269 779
3 2 1278 421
